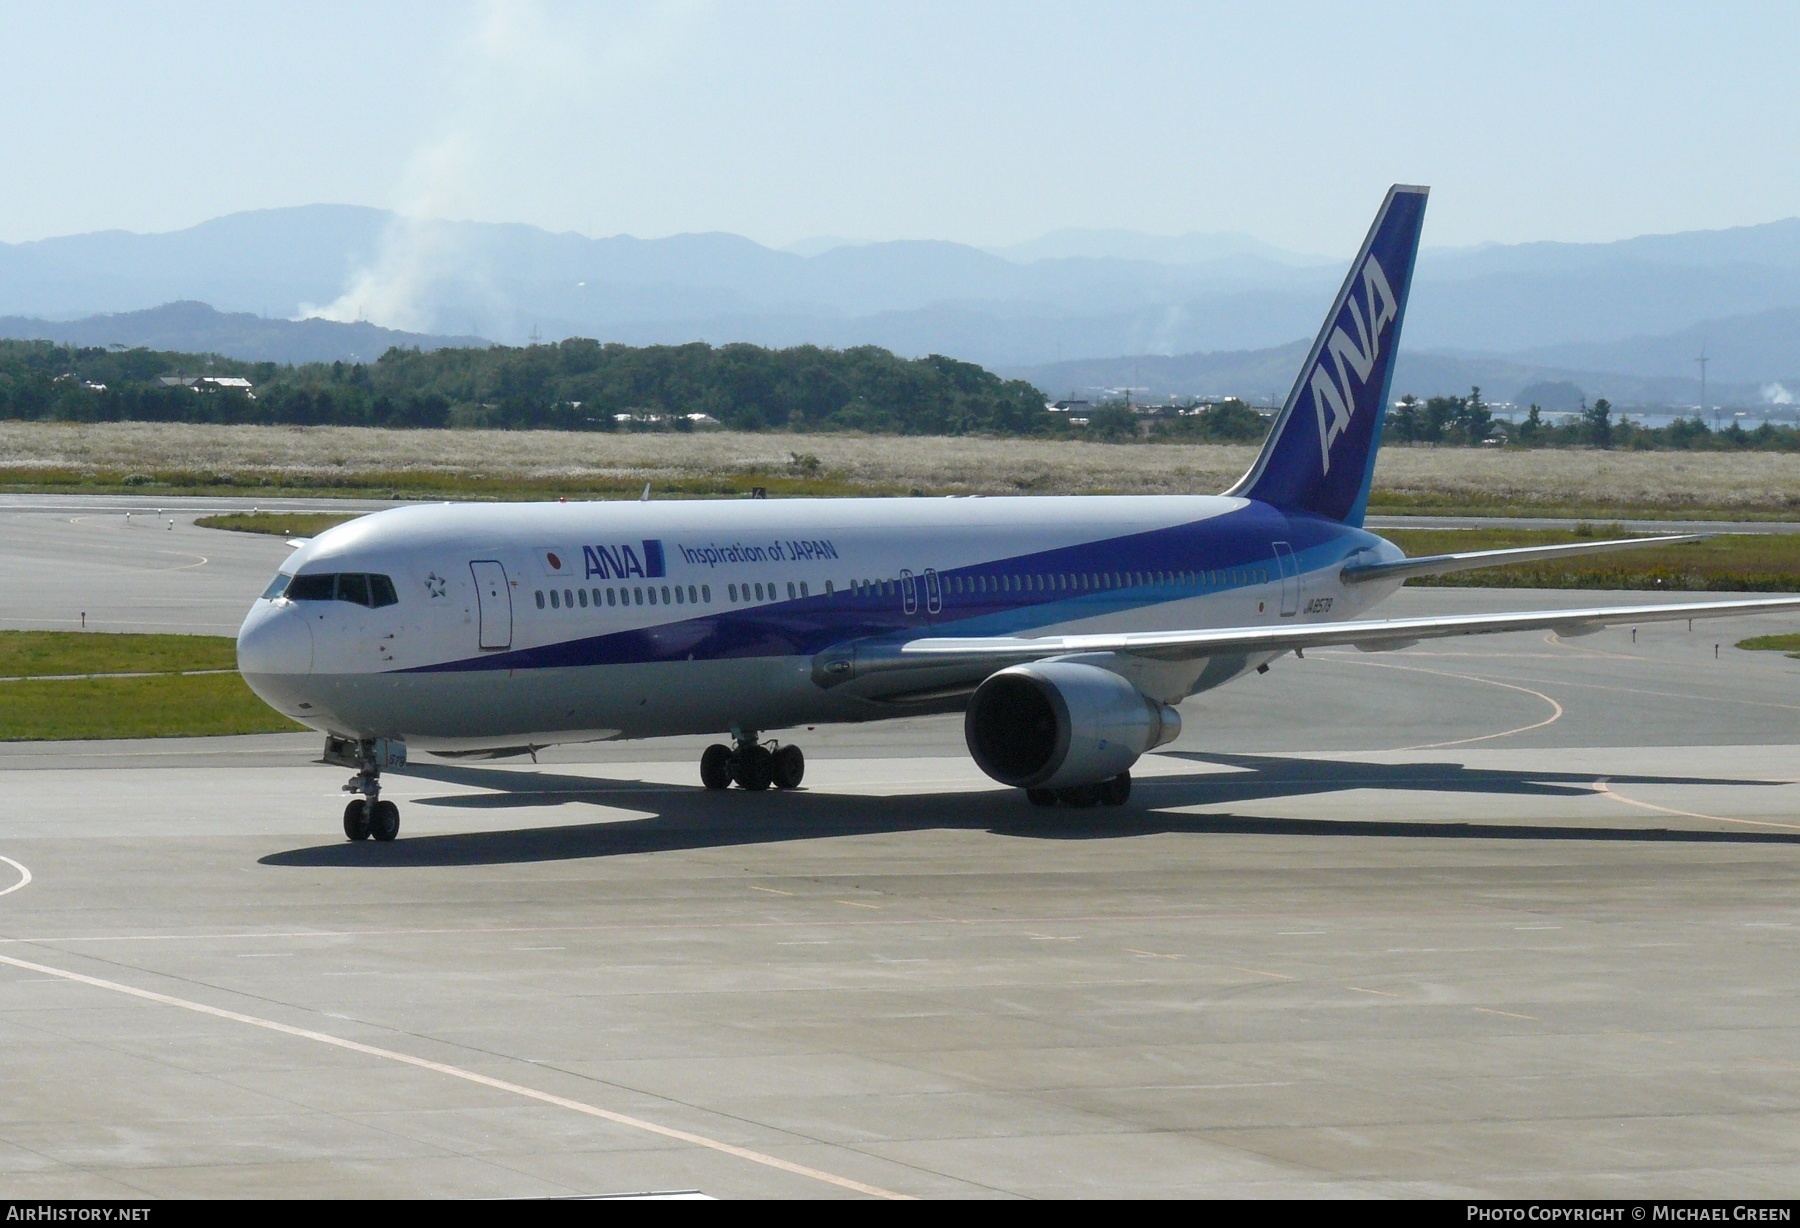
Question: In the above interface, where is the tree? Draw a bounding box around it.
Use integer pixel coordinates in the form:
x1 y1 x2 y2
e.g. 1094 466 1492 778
1516 403 1543 445
1583 397 1613 448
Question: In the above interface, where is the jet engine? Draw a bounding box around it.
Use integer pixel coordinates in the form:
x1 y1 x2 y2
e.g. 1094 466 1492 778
964 661 1181 790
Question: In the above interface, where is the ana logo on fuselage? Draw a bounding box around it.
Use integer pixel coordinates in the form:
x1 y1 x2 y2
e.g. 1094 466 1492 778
1310 254 1398 475
583 539 667 580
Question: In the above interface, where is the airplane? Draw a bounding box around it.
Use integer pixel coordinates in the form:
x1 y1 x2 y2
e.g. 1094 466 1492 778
236 184 1800 843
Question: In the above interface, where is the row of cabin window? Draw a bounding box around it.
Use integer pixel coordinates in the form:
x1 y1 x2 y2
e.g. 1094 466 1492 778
862 568 1266 597
537 583 712 610
532 566 1270 613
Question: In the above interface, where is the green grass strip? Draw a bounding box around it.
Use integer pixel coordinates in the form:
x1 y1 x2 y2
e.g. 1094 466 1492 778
195 511 362 538
0 672 305 740
0 631 240 677
1735 633 1800 659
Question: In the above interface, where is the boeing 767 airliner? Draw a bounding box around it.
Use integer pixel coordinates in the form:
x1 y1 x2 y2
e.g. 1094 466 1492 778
237 186 1800 842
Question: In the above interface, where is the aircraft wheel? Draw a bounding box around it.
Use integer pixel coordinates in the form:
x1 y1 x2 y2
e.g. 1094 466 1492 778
1026 788 1057 808
369 799 400 842
700 744 733 790
1100 772 1132 806
735 746 774 791
772 745 805 789
1059 783 1101 808
343 799 371 841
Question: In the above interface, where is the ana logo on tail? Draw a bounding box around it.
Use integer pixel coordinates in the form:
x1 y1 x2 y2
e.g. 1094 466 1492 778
1311 254 1398 474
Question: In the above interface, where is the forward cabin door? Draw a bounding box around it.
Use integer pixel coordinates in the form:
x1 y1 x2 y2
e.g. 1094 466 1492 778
1272 541 1300 617
470 560 513 649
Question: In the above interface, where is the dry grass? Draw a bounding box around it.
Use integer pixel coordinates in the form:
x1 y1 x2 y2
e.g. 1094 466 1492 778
2 421 1798 515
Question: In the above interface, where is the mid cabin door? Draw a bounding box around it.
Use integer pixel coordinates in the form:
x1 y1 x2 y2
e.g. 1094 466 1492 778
470 559 513 649
900 569 918 616
1272 541 1300 617
923 568 942 615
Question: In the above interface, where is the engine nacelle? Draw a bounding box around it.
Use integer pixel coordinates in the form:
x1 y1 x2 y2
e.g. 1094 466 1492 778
964 661 1181 789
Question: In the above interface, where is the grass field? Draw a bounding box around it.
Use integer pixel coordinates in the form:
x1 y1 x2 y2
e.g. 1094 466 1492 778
195 511 366 538
1381 527 1800 591
0 631 303 741
8 421 1800 519
1736 633 1800 658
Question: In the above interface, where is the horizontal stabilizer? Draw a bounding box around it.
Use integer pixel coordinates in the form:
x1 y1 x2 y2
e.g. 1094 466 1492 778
1341 534 1709 585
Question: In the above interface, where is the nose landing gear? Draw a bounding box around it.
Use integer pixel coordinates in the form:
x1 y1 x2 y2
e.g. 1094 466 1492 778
331 736 402 841
699 731 805 792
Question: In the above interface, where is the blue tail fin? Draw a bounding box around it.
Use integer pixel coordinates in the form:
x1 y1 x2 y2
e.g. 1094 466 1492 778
1227 184 1428 526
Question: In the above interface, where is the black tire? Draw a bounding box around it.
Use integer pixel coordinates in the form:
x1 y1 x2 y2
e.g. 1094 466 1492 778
370 799 400 842
738 746 774 791
1059 783 1101 808
772 744 805 789
1026 788 1057 807
700 743 733 790
343 799 371 841
1100 771 1132 806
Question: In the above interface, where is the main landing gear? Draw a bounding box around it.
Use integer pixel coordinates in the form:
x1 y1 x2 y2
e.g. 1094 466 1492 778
700 731 805 792
1026 772 1132 809
340 741 400 842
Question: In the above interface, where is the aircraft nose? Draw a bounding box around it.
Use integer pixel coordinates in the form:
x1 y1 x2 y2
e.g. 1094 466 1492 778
237 601 313 677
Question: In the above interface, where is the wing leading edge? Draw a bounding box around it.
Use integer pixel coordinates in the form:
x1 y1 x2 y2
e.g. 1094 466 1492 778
811 596 1800 689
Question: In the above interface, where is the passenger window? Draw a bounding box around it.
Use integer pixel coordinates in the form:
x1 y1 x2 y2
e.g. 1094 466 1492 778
755 583 764 601
688 585 697 603
702 585 711 603
661 586 670 604
647 587 657 605
564 588 573 608
606 588 615 606
787 581 796 600
535 590 545 609
825 580 834 597
674 586 684 605
550 589 560 609
634 587 643 605
799 581 808 598
579 588 588 608
262 573 292 600
728 583 738 602
285 574 334 601
369 575 398 607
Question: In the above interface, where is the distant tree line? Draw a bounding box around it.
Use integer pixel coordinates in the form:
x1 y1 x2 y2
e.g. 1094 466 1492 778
0 339 1793 450
1386 387 1800 452
0 338 1050 436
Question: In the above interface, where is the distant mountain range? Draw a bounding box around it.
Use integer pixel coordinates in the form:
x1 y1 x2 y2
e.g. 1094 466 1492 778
1 204 1797 404
0 301 486 365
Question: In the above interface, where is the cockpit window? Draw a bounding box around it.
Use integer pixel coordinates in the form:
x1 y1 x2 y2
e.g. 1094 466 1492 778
261 573 292 600
276 572 400 608
284 574 336 601
336 573 370 606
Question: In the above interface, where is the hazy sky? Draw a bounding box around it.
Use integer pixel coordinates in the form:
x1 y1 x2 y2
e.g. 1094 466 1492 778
5 1 1798 253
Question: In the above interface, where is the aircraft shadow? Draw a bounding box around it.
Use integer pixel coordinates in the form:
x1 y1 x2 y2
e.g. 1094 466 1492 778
257 752 1800 869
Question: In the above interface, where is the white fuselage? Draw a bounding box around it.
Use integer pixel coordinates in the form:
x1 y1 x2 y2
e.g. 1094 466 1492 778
236 494 1402 752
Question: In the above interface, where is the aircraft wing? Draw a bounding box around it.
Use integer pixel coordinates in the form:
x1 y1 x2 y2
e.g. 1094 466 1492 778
811 595 1800 688
1340 533 1707 585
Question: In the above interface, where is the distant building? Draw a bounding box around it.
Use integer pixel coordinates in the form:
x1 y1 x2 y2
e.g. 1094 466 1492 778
157 375 255 399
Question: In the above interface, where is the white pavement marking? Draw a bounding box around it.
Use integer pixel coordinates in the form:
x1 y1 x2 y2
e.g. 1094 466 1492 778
0 949 912 1200
1592 776 1800 832
0 856 29 897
